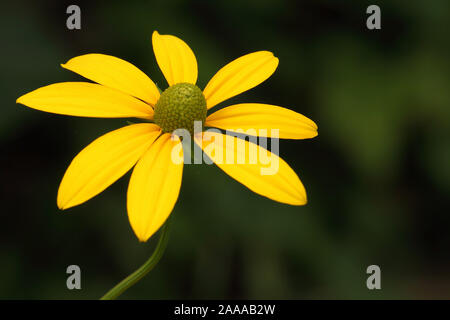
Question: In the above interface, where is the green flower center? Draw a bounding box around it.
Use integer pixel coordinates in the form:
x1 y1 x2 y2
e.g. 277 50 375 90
154 83 207 135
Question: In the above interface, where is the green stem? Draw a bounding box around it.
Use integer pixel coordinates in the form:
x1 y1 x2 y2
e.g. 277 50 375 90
100 218 172 300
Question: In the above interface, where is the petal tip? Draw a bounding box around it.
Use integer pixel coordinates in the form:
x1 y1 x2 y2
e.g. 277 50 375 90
273 56 279 65
16 96 24 104
260 50 274 56
263 51 278 62
58 196 79 210
137 235 150 242
57 187 71 210
290 196 307 206
57 196 68 210
131 226 151 242
287 183 308 206
296 190 308 206
57 201 68 210
16 93 33 106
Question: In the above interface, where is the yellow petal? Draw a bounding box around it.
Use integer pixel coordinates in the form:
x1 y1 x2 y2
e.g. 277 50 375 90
57 123 161 209
61 54 160 106
17 82 154 119
127 133 184 242
206 103 318 139
203 51 279 109
195 131 306 205
152 31 198 86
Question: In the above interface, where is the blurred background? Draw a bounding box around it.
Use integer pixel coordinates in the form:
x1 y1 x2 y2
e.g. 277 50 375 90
1 0 449 299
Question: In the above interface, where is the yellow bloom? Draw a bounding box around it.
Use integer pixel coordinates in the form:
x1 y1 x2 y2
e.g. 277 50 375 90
16 31 318 242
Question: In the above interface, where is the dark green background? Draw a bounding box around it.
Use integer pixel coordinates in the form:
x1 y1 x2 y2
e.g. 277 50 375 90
1 0 449 299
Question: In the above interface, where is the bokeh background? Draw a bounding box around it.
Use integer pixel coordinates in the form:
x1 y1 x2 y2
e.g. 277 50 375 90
1 0 450 299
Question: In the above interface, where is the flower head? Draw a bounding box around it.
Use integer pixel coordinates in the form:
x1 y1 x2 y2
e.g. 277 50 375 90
17 31 317 242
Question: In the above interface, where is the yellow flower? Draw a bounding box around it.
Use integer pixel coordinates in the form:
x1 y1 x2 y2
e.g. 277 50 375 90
16 31 318 242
